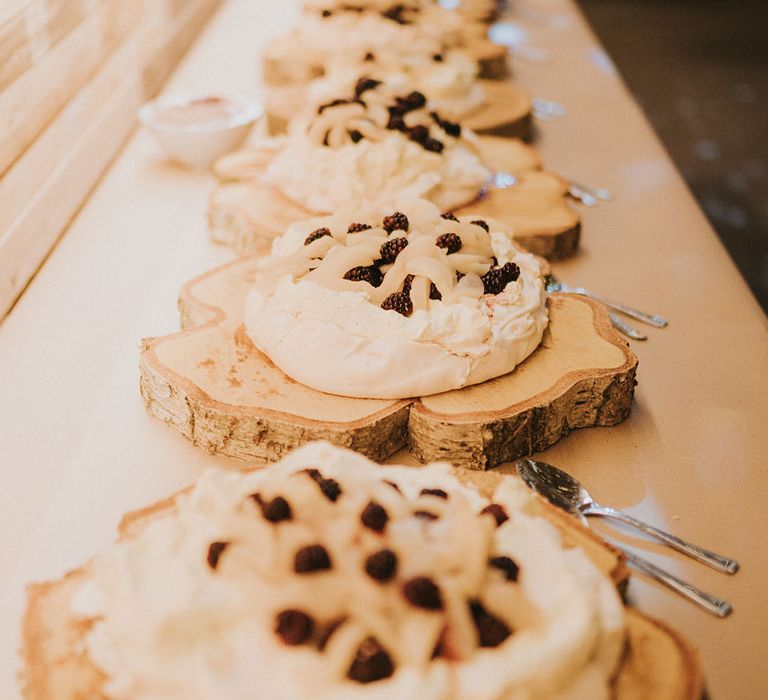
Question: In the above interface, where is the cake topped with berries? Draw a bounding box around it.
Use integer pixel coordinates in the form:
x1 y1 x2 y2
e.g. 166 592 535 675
264 81 490 214
244 199 547 398
70 442 624 700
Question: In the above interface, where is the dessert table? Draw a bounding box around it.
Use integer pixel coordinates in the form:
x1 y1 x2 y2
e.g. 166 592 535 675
1 0 766 697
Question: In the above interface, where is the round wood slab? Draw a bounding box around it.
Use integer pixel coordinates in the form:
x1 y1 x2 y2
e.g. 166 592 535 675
140 257 637 469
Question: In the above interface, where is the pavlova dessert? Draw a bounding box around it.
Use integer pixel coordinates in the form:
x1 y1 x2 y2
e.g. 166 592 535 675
24 442 626 699
244 199 548 398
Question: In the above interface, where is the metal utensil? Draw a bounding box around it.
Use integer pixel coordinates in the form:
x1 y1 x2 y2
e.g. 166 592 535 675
532 97 567 120
545 274 669 328
569 179 614 202
608 313 647 341
516 459 739 574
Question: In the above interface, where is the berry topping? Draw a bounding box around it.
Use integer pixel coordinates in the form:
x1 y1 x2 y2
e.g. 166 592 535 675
354 77 381 98
414 510 439 520
431 113 461 138
304 227 331 245
420 488 448 499
471 219 489 232
401 273 415 293
364 549 398 582
381 291 413 317
262 495 292 523
317 97 365 114
206 541 228 570
423 137 444 153
361 501 389 532
429 282 442 300
275 609 315 645
379 236 409 264
480 503 509 527
386 111 407 131
321 9 332 17
481 262 520 295
435 232 462 254
395 91 427 112
294 544 332 573
344 265 383 287
381 3 410 24
301 468 323 482
489 555 520 582
382 211 409 233
319 477 342 502
441 212 459 222
408 124 430 145
364 51 375 62
349 129 363 143
432 53 444 62
317 618 345 651
348 638 395 683
403 576 443 610
347 222 372 233
469 601 512 647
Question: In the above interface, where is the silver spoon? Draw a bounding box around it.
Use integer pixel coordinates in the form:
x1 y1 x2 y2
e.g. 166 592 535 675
516 459 739 574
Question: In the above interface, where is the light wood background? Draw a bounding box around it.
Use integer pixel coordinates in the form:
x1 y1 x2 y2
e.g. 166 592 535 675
0 0 223 322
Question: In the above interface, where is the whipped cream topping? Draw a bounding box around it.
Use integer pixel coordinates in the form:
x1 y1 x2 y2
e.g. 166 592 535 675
72 441 625 700
265 82 489 213
245 199 548 399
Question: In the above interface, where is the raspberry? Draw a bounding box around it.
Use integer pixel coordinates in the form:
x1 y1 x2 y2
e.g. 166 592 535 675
420 488 448 499
262 496 292 523
349 129 363 143
294 544 332 573
348 638 394 683
344 265 383 287
275 609 314 645
354 77 381 98
435 232 462 254
480 503 509 527
440 212 459 222
403 576 443 610
489 556 519 582
206 541 228 570
379 236 408 263
471 219 489 232
382 211 409 233
381 292 413 316
361 501 389 532
364 549 398 582
347 222 372 233
469 601 512 647
304 227 331 245
319 477 342 502
429 283 442 301
317 618 345 651
423 137 444 153
481 262 520 295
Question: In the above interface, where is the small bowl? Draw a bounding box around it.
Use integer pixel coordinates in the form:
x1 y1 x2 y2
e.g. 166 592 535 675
138 95 261 169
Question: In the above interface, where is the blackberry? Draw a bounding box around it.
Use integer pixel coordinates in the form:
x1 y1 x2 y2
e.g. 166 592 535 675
301 468 323 482
349 129 363 143
432 53 444 62
401 274 415 294
471 219 489 232
361 501 389 532
420 488 448 499
381 292 413 317
354 77 381 98
423 137 444 153
262 495 292 523
321 9 332 17
344 265 383 287
430 111 461 138
304 227 331 245
489 555 520 582
395 91 427 112
364 549 398 582
435 232 462 254
206 541 228 570
275 609 314 645
429 282 442 301
386 113 407 131
469 601 512 647
440 212 459 222
318 477 342 502
381 3 410 24
402 576 443 610
382 211 409 233
294 544 332 573
481 262 520 295
347 222 372 233
348 638 394 683
480 503 509 527
408 124 429 145
379 236 408 264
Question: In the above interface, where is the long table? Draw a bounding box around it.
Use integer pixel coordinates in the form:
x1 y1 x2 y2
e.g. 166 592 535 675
1 0 766 697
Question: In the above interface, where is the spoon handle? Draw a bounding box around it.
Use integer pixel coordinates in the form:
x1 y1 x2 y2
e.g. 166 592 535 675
586 505 739 574
579 291 669 328
622 550 732 618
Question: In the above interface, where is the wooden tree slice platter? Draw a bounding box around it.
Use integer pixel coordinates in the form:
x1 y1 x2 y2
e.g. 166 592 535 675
468 38 510 79
208 136 578 259
140 256 637 469
474 135 542 175
265 80 532 139
455 171 581 259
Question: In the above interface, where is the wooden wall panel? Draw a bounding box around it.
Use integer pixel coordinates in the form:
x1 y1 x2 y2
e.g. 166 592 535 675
0 0 224 321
